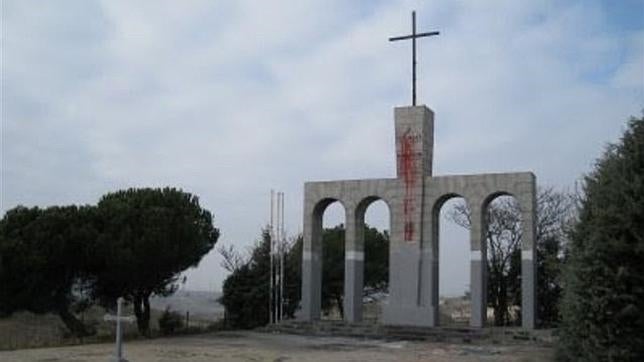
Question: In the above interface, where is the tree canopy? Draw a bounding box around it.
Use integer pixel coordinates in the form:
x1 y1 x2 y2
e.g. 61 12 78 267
321 225 389 317
219 224 389 328
558 115 644 360
0 205 98 336
92 187 220 335
219 230 272 329
448 188 575 326
0 187 219 337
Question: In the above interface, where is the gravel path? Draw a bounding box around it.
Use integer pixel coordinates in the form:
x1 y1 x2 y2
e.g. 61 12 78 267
0 331 553 361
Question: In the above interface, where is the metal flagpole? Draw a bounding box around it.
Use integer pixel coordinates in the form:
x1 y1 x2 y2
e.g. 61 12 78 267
279 192 285 322
269 190 287 324
273 191 278 324
412 11 416 106
274 191 279 324
269 190 274 324
277 192 281 323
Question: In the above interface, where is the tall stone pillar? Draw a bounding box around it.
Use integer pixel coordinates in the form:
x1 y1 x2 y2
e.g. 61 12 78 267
383 105 436 326
300 197 323 321
520 178 537 329
470 204 487 328
344 208 364 323
419 209 439 326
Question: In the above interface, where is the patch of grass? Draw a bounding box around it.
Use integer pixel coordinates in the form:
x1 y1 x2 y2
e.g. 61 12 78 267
0 306 222 351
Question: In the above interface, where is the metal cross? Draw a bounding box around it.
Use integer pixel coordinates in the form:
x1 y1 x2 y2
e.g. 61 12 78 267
104 297 136 362
389 11 440 106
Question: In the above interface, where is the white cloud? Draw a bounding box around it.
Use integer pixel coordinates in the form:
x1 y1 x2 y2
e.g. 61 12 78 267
2 0 642 294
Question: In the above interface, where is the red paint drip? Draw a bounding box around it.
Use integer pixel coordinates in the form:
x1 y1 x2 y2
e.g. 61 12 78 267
400 128 417 241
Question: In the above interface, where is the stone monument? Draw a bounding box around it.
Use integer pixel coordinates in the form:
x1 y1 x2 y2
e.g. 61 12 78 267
299 12 537 330
300 106 537 329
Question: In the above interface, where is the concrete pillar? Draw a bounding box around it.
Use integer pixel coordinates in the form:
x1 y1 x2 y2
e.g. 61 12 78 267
383 208 424 324
419 198 439 326
383 105 435 327
520 180 537 329
470 204 487 328
344 208 363 323
395 106 434 178
394 106 433 246
521 249 536 329
300 201 323 321
421 238 439 326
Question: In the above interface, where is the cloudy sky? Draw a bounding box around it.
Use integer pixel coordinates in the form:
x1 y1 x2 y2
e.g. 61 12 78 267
2 0 642 295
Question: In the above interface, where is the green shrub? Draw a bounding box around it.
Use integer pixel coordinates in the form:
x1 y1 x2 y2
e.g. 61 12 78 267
158 308 184 335
558 116 644 361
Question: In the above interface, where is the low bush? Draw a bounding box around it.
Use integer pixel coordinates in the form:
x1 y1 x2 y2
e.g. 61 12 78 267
158 308 184 335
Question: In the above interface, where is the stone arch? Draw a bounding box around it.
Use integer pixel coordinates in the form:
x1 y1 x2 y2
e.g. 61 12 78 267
354 195 393 263
313 197 347 220
431 192 470 259
481 191 515 213
479 189 536 328
343 195 393 322
431 193 469 246
431 193 471 326
355 195 394 245
432 193 467 210
310 197 348 250
355 195 393 219
301 197 348 321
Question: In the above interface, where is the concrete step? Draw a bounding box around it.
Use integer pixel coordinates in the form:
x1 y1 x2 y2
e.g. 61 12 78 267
260 321 554 346
264 321 482 341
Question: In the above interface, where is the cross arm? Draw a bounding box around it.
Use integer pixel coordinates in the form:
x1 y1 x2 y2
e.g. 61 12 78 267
388 31 440 42
104 314 136 323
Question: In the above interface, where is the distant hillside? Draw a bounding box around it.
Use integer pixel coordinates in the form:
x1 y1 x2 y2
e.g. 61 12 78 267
150 290 224 321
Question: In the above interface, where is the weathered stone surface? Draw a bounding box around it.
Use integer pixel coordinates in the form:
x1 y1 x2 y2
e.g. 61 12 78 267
300 105 537 329
263 320 555 346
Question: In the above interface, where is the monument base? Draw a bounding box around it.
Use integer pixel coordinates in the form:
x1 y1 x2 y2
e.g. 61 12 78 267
382 304 438 327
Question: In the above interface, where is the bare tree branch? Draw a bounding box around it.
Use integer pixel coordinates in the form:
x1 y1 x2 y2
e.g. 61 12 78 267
446 187 576 325
447 201 471 229
217 244 246 273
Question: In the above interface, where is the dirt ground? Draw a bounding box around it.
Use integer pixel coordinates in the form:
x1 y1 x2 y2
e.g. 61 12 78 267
0 331 554 362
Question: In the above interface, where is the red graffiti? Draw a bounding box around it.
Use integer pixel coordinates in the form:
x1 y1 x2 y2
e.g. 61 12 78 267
400 128 417 241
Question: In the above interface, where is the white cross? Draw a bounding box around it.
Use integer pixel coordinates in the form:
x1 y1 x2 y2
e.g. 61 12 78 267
104 297 136 362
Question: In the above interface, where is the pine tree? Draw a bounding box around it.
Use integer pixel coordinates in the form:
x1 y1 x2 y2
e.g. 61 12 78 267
558 115 644 361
